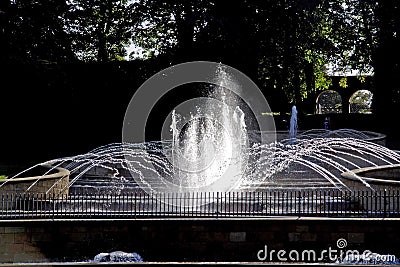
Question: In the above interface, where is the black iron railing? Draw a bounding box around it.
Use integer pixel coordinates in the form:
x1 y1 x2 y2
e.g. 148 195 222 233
0 190 399 219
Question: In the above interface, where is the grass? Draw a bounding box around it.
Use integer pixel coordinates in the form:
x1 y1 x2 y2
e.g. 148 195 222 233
0 175 7 180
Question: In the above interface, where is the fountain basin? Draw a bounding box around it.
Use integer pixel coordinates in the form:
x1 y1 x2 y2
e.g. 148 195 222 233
0 165 70 197
252 130 386 146
341 164 400 213
360 131 387 146
277 130 386 145
342 164 400 190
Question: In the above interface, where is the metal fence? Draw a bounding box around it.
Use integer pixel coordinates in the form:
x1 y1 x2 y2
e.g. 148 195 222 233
0 190 399 219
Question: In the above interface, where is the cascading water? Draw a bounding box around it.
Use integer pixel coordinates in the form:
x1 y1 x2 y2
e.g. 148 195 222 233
168 65 249 191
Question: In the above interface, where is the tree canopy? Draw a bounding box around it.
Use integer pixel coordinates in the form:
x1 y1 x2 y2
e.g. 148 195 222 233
1 0 399 115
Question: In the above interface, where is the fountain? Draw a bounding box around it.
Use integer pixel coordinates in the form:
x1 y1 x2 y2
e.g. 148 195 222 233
2 62 400 264
167 64 249 192
93 251 143 263
2 62 400 203
289 105 298 140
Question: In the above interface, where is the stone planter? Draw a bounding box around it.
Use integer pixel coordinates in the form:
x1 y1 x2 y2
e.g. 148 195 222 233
0 164 69 197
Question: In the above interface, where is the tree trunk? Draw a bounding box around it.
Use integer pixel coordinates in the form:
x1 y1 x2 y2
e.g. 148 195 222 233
304 61 315 114
97 1 110 62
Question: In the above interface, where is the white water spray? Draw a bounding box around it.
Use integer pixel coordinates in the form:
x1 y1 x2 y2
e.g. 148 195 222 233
169 65 249 191
289 105 298 140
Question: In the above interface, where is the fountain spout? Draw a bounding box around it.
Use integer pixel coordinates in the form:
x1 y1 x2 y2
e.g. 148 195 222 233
289 105 298 140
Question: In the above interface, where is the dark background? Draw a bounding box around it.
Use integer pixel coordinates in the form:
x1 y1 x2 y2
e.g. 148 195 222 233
1 0 399 174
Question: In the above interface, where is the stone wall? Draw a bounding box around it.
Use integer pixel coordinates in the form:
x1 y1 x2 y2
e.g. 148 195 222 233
0 218 399 263
0 226 47 262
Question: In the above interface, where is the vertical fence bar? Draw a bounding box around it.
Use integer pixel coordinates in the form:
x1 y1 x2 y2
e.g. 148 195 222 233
34 193 38 219
224 191 231 217
163 192 166 217
216 192 219 218
150 192 153 217
344 191 348 217
245 191 248 216
238 192 242 216
148 192 151 218
166 192 170 217
1 195 3 219
53 193 56 219
314 191 318 216
397 190 400 216
137 192 140 217
342 190 345 217
234 191 237 216
134 192 137 219
267 191 272 215
297 191 300 216
183 192 186 217
261 191 265 216
310 191 313 216
204 192 208 217
384 189 387 218
363 190 366 216
6 194 9 218
190 192 193 217
366 190 370 216
1 194 4 219
376 190 379 217
172 192 175 217
144 192 147 217
361 190 365 217
278 191 281 216
179 192 182 217
188 192 190 217
338 191 341 217
369 190 373 217
271 191 274 216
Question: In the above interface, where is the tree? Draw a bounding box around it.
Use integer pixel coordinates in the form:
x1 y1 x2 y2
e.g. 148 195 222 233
131 0 260 78
0 0 75 63
253 0 332 111
130 0 212 62
254 0 380 113
67 0 134 62
372 0 400 118
129 0 372 112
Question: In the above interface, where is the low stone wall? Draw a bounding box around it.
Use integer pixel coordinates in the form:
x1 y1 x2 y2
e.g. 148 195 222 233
341 165 400 211
0 166 69 197
0 218 399 263
342 164 400 190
